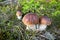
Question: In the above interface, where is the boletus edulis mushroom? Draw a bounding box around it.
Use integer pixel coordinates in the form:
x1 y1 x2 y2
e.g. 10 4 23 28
22 13 39 31
16 10 22 20
39 16 51 31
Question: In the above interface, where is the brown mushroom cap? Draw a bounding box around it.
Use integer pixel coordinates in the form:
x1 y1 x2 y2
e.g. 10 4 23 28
16 11 22 16
39 16 51 25
22 13 39 26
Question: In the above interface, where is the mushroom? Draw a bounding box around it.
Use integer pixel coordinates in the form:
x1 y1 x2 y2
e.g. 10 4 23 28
39 16 51 31
16 10 22 20
22 13 39 31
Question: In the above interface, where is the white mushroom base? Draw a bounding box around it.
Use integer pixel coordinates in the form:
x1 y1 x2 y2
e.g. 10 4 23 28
17 16 22 20
26 24 47 31
39 24 47 31
26 24 39 31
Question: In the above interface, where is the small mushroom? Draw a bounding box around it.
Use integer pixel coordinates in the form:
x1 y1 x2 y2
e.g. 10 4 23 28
16 10 22 20
22 13 39 31
39 16 51 31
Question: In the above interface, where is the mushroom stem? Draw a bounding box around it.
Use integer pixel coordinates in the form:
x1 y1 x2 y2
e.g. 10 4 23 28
26 25 29 30
17 16 22 20
39 24 47 31
26 25 37 31
26 25 32 30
